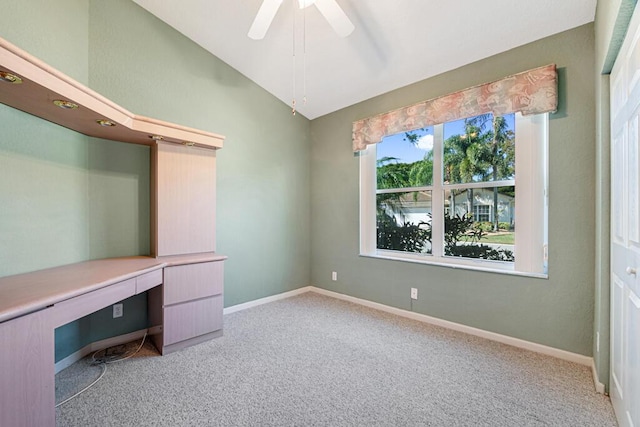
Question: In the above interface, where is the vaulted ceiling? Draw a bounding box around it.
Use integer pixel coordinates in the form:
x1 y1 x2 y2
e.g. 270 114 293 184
133 0 597 119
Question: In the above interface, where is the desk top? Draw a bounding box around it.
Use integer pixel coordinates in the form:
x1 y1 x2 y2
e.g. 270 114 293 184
0 253 226 323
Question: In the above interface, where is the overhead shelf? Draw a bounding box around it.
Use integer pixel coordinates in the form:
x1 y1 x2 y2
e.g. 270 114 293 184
0 37 224 149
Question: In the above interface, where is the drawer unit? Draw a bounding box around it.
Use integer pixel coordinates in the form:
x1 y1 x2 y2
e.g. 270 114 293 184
151 260 224 355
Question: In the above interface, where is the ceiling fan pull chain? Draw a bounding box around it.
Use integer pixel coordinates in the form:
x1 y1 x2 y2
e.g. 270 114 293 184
303 1 307 106
292 0 297 115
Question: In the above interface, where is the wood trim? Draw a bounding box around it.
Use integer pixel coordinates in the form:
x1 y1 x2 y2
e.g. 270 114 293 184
0 37 224 149
161 329 223 356
135 269 163 294
150 144 159 257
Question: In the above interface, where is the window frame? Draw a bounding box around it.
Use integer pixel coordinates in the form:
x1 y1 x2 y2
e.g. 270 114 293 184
359 112 549 278
473 205 491 222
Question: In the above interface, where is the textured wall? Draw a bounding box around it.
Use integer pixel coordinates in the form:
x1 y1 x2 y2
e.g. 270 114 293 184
0 0 311 361
310 24 596 356
87 0 311 308
0 0 89 277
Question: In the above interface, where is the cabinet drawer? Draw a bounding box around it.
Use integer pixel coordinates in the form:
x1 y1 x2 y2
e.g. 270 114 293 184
164 261 223 306
136 269 163 294
51 278 136 328
163 295 223 345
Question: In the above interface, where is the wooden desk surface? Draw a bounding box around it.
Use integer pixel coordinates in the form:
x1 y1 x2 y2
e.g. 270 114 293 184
0 253 226 323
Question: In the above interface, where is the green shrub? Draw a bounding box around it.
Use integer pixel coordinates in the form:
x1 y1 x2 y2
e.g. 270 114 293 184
475 221 493 232
376 210 514 261
446 244 514 261
376 212 430 253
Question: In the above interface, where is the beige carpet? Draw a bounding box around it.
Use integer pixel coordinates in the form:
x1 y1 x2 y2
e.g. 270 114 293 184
55 292 617 426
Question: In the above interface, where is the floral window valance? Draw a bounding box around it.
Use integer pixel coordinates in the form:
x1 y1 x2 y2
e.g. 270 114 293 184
352 64 557 152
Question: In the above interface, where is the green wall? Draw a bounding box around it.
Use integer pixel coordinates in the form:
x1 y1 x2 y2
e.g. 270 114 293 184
0 0 613 374
0 0 311 362
310 24 596 357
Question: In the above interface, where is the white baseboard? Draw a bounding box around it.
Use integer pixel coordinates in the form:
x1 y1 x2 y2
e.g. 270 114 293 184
58 286 605 395
307 286 594 367
224 285 595 369
592 360 606 394
55 329 148 374
223 286 314 315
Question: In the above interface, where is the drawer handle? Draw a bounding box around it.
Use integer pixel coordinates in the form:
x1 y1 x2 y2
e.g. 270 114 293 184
626 267 637 276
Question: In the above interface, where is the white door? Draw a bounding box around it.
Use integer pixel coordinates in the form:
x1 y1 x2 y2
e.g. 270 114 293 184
611 5 640 427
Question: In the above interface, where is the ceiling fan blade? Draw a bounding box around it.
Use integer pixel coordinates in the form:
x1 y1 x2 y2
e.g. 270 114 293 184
248 0 284 40
314 0 354 38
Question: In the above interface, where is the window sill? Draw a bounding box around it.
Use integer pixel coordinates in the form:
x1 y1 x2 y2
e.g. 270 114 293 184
360 252 548 279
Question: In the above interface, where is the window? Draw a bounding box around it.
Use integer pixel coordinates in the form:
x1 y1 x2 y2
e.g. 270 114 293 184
473 205 491 223
360 112 548 276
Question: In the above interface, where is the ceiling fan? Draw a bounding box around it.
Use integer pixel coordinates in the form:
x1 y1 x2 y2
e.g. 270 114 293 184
248 0 355 40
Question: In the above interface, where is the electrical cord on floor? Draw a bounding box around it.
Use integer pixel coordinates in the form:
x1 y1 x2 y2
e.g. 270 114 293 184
55 332 147 408
55 363 106 408
91 332 147 365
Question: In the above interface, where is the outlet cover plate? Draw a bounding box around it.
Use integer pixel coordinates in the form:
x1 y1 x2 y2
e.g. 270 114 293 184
113 303 123 318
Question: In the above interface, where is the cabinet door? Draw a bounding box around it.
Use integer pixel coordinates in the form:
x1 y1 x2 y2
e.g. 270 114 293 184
153 142 216 256
0 309 54 426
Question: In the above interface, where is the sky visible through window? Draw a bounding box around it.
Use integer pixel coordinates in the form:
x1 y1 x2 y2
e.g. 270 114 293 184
377 114 516 164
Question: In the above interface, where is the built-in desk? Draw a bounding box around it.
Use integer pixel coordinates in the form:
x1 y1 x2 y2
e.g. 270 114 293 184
0 253 226 427
0 35 227 427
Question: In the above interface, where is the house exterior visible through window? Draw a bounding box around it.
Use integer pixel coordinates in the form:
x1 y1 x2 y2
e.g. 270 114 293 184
359 112 548 276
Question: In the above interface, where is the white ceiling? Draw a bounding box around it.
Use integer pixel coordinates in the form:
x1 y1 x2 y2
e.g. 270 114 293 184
132 0 597 120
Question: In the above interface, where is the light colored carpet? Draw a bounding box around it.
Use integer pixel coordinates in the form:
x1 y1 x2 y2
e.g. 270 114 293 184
55 292 617 426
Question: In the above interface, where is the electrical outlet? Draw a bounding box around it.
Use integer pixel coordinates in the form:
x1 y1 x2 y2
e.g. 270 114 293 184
411 288 418 300
331 271 337 281
113 303 123 318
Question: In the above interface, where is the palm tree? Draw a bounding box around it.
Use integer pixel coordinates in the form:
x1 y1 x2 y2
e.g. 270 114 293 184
486 116 515 230
376 156 418 227
443 116 490 217
408 151 433 187
443 114 515 229
376 156 411 190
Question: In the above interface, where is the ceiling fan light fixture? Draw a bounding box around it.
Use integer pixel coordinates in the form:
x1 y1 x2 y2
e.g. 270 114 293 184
248 0 353 40
298 0 316 8
314 0 354 37
248 0 284 40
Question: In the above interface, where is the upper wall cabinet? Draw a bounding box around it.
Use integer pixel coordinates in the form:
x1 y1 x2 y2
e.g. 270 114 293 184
152 142 217 256
0 37 224 149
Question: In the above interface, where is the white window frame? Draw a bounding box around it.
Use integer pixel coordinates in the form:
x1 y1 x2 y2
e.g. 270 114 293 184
473 205 491 222
359 112 549 278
